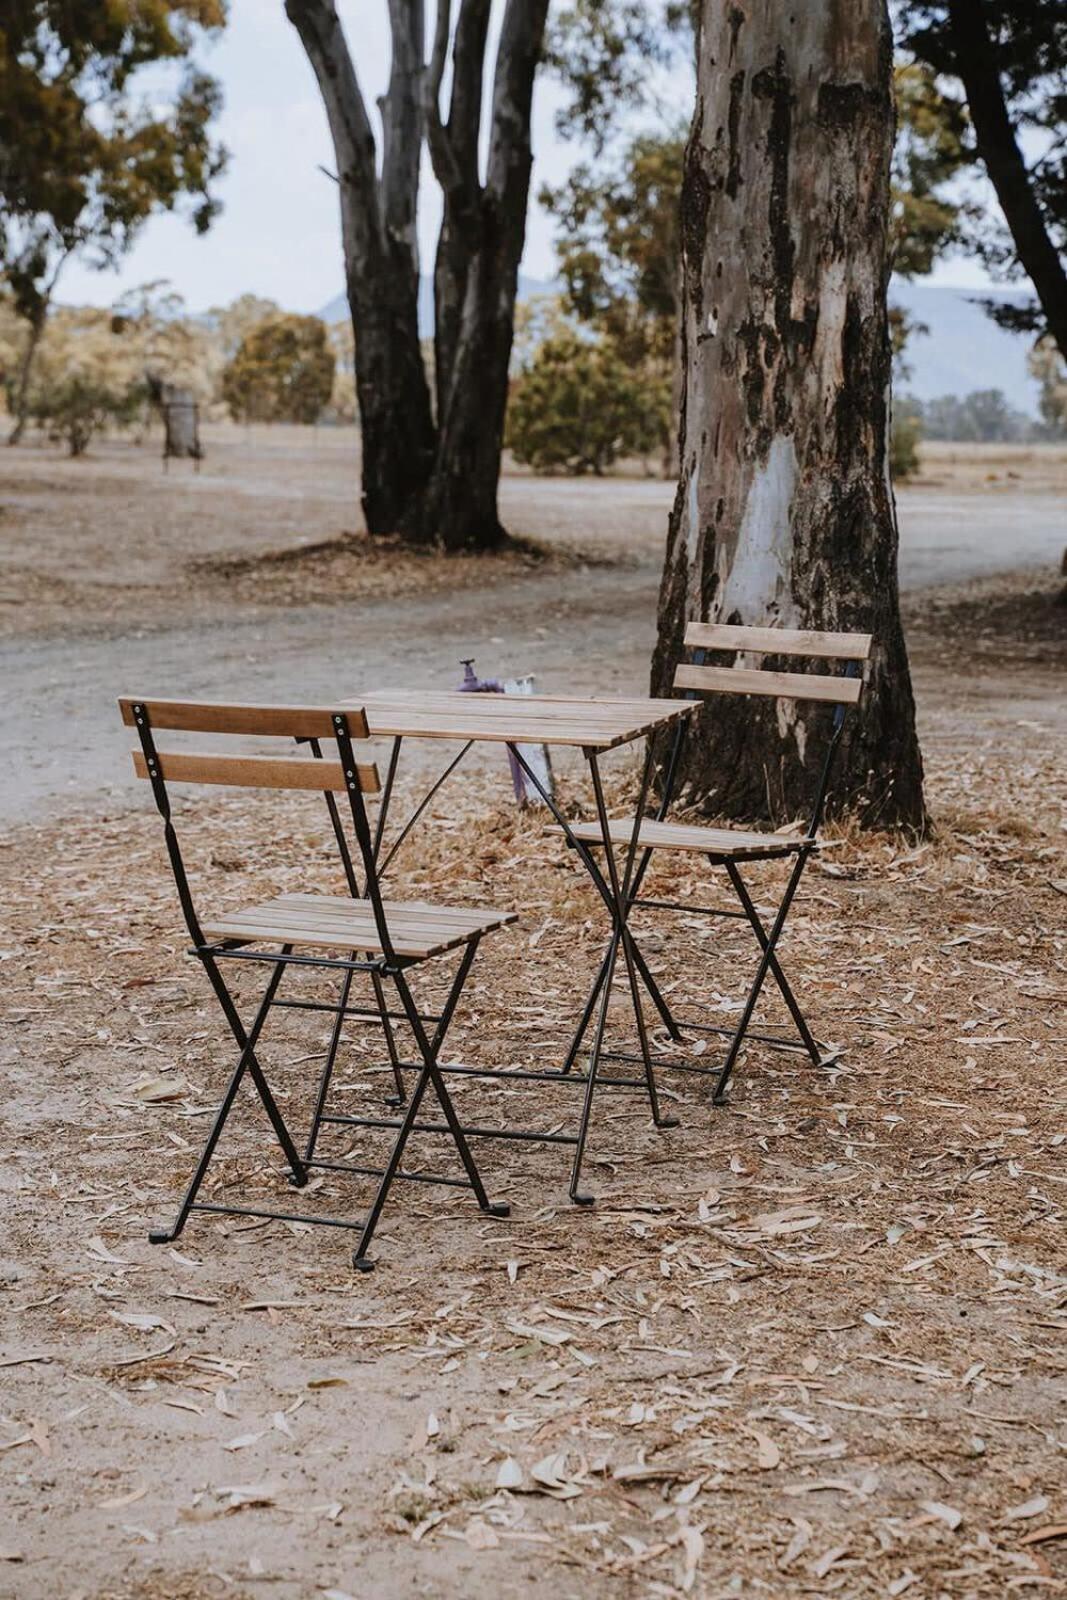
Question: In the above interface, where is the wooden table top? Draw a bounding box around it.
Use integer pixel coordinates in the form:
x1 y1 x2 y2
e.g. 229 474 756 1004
342 690 695 751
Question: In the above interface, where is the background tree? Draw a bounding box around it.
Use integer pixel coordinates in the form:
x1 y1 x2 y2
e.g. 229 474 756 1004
507 329 670 474
327 318 358 422
0 0 228 443
208 294 283 364
221 314 336 425
12 307 144 456
897 0 1067 359
1029 338 1067 435
653 0 926 830
420 0 551 548
284 0 432 537
288 0 550 550
913 387 1037 440
890 62 971 275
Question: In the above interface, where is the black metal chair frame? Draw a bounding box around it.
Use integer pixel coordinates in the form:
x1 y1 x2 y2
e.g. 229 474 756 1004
123 700 509 1271
302 727 684 1207
558 638 868 1103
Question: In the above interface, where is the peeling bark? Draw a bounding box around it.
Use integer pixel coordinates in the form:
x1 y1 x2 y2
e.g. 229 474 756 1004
653 0 926 831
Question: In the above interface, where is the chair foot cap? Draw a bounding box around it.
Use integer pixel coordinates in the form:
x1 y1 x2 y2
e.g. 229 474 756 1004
287 1171 310 1189
352 1255 375 1273
148 1229 173 1245
482 1202 510 1218
656 1116 681 1130
571 1192 595 1208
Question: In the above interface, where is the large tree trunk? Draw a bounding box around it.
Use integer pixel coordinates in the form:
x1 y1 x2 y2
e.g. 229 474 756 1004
944 0 1067 365
286 0 435 537
652 0 926 832
421 0 548 550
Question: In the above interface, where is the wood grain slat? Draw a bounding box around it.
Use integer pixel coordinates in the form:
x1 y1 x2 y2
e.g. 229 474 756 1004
133 750 380 794
674 664 862 705
202 892 517 960
120 698 370 740
683 624 872 660
561 816 810 857
343 691 694 749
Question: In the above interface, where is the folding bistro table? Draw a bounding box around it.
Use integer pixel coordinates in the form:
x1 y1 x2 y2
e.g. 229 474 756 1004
330 689 698 1202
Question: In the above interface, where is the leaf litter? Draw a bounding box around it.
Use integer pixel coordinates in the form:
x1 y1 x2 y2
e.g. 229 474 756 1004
0 595 1065 1596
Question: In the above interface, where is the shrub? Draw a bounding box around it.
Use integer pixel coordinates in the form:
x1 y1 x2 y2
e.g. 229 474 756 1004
890 407 922 480
222 314 336 424
506 332 670 476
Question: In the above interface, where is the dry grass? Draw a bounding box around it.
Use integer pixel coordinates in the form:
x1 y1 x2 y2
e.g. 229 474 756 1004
0 430 1065 1596
1 687 1064 1598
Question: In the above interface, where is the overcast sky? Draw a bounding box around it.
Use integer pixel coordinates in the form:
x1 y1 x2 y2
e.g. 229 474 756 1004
59 0 995 316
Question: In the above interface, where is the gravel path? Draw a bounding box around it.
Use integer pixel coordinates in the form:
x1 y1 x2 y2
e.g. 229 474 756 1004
1 454 1064 826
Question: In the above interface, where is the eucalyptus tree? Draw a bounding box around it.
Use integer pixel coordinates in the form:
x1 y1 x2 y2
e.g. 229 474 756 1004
653 0 926 830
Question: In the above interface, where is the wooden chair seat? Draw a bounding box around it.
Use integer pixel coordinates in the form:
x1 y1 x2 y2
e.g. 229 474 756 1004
203 892 517 960
562 817 813 859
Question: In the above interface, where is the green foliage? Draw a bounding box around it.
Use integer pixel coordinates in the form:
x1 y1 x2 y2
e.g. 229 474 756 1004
0 1 228 328
1028 337 1067 435
221 315 336 425
506 331 671 476
891 64 972 276
890 403 923 479
544 0 690 154
543 131 685 369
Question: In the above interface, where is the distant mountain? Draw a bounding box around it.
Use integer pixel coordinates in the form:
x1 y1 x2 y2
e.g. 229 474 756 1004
889 281 1040 415
318 274 557 337
320 274 1043 418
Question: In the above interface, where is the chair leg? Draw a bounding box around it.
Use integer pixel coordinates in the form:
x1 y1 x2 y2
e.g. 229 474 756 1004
199 950 307 1184
568 932 620 1205
351 947 507 1271
149 956 296 1244
713 853 812 1104
559 943 611 1073
724 860 822 1064
302 960 356 1165
372 969 407 1105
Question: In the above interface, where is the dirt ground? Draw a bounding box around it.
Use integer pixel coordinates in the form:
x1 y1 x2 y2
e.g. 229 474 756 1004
0 427 1065 1599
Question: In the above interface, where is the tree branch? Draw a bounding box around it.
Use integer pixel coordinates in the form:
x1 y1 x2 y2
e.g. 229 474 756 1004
284 0 382 256
423 0 465 198
486 0 550 211
448 0 493 193
380 0 425 250
946 0 1067 361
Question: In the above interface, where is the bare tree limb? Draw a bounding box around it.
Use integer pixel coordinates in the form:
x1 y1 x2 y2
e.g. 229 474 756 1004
946 0 1067 362
424 0 464 197
381 0 425 250
284 0 382 258
486 0 550 210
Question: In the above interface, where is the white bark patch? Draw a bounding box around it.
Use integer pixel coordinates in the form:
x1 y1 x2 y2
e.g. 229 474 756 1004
778 700 807 765
718 435 798 621
812 259 848 406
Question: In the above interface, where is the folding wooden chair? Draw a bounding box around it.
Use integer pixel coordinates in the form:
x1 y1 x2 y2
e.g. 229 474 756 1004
563 625 872 1101
119 698 514 1270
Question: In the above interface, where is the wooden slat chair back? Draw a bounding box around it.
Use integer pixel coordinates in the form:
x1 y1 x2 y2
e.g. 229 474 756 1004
675 623 871 703
674 623 872 841
119 696 387 958
118 696 511 1270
